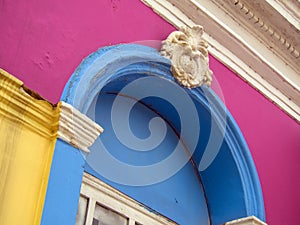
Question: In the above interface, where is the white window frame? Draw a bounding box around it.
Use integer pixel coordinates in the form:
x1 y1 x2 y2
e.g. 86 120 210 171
77 172 178 225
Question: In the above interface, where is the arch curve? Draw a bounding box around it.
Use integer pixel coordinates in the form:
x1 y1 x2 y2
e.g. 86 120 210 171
61 44 265 224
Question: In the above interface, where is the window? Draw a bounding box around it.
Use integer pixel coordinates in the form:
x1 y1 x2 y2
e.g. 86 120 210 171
76 173 178 225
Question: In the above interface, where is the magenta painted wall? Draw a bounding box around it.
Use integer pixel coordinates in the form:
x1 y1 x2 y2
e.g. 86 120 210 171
0 0 175 103
0 0 299 224
211 57 300 225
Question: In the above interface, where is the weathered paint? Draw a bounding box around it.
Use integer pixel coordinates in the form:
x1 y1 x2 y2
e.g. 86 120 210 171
0 69 59 225
0 0 299 224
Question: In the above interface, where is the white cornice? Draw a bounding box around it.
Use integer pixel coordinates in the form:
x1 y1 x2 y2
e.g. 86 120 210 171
141 0 300 123
214 0 299 70
257 0 300 31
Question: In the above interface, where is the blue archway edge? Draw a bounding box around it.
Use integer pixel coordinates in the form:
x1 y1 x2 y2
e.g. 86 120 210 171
44 44 265 225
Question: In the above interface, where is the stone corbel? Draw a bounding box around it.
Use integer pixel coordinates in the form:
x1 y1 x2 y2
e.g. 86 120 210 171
58 101 104 153
160 25 213 88
225 216 267 225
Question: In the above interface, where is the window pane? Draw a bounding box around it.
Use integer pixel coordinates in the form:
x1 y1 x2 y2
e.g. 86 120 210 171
76 195 88 225
93 203 128 225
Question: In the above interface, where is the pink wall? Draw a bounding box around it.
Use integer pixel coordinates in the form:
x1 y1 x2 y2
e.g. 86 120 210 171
211 56 300 225
0 0 299 224
0 0 175 103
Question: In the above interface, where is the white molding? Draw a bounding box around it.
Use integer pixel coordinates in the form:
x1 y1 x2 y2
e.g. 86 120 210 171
216 0 300 61
85 197 96 225
266 0 300 31
141 0 300 122
225 216 267 225
58 102 104 153
80 173 178 225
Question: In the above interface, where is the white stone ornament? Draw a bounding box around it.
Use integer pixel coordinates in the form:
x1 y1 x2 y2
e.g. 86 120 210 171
161 25 212 88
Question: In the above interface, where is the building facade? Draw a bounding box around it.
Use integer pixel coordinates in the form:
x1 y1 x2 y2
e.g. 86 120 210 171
0 0 299 224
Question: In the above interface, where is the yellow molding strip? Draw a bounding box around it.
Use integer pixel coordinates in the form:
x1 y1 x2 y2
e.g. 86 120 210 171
0 69 103 225
0 69 59 138
0 69 60 225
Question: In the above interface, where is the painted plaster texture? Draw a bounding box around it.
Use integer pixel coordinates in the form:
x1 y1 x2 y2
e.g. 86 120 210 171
0 0 299 224
0 69 59 225
0 0 175 103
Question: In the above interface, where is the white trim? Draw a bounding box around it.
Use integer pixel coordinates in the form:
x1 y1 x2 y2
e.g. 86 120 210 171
141 0 300 122
225 216 267 225
79 173 178 225
265 0 300 31
85 198 96 225
58 102 104 153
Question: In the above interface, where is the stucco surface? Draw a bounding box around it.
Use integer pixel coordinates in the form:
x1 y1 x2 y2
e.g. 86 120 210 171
0 0 299 224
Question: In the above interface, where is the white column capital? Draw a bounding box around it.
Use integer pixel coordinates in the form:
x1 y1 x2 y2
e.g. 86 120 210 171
225 216 267 225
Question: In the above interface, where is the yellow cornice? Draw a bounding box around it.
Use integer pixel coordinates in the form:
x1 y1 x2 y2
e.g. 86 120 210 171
0 68 103 151
0 69 60 139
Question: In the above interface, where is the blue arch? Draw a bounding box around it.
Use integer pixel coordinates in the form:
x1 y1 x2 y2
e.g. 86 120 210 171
55 44 265 224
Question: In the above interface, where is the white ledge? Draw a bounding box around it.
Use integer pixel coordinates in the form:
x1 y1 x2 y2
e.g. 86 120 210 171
58 102 104 153
225 216 267 225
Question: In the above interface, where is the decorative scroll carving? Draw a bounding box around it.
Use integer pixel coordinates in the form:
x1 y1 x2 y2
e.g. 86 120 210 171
161 25 212 88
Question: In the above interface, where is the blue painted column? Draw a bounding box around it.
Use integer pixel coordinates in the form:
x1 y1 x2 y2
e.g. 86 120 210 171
41 140 85 225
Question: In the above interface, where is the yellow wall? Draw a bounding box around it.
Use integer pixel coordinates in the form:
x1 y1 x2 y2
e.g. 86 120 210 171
0 69 60 225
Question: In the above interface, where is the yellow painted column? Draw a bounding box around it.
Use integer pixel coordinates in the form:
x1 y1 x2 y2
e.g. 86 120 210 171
0 69 60 225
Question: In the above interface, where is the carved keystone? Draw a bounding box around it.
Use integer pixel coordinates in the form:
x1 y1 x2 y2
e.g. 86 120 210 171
161 25 212 88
